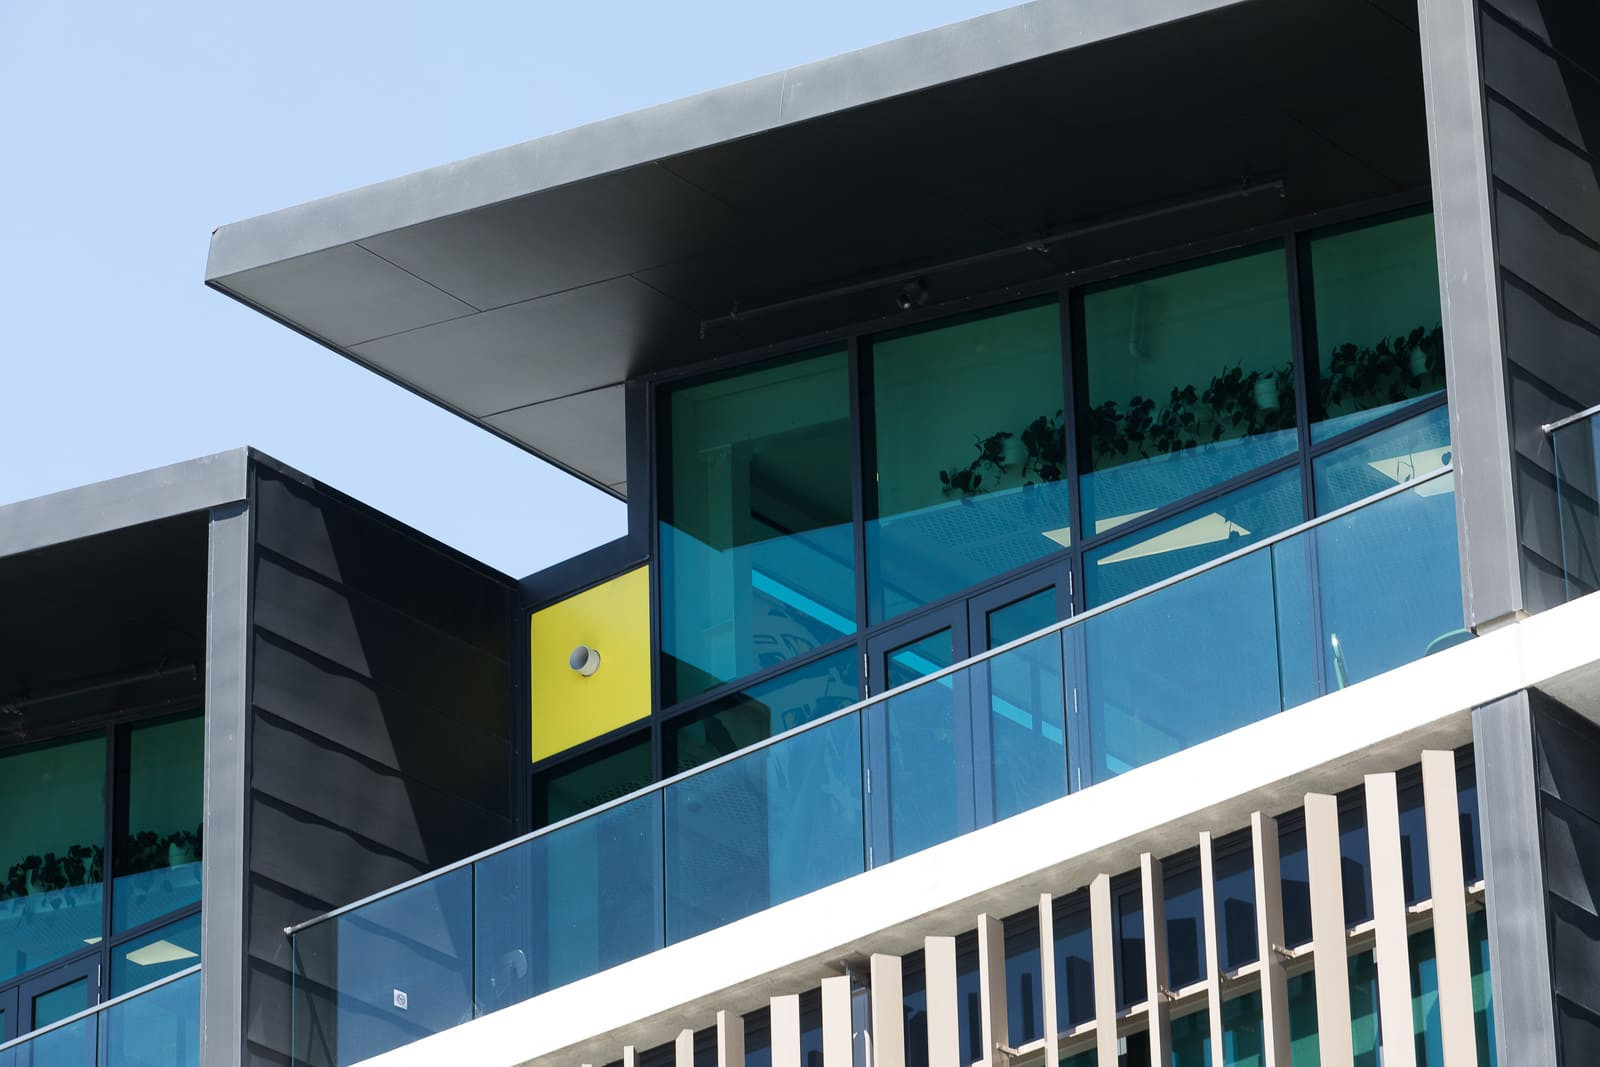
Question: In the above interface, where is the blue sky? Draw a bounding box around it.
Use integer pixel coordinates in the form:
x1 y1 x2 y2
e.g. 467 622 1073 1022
0 1 1014 575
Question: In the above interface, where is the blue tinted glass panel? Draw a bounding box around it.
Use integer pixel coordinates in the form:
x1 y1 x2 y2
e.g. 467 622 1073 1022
867 303 1070 623
1458 760 1484 884
665 649 861 774
1309 213 1444 441
957 940 981 1066
1313 474 1464 689
474 793 663 1013
661 349 856 704
983 622 1068 821
875 630 971 861
1053 901 1095 1030
665 714 863 941
1165 863 1206 989
24 1013 96 1064
111 912 201 995
1085 546 1283 783
0 734 106 985
1085 468 1302 607
297 866 473 1066
1399 779 1431 905
1214 839 1259 972
1115 888 1145 1007
115 715 203 934
1280 823 1311 949
104 969 199 1066
1340 798 1373 927
1313 404 1450 514
1081 247 1296 536
1004 914 1044 1045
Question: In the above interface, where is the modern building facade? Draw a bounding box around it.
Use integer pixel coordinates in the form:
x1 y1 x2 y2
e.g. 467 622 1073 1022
4 0 1600 1064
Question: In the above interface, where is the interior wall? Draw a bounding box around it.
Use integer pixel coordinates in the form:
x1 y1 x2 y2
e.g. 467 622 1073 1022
242 463 515 1067
1477 0 1600 612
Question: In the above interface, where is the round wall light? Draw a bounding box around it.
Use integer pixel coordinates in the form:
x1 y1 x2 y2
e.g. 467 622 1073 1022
569 645 601 677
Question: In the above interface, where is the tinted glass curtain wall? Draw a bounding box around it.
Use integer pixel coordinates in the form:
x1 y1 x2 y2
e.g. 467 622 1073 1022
0 713 204 1016
654 208 1451 720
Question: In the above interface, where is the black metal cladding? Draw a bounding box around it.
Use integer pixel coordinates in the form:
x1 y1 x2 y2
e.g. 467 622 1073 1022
1476 0 1600 612
244 462 516 1067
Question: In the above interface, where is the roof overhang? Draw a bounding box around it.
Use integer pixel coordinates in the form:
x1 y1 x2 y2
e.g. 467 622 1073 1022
206 0 1427 497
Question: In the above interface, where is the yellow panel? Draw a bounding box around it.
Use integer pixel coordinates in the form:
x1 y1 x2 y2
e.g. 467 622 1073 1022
529 566 652 764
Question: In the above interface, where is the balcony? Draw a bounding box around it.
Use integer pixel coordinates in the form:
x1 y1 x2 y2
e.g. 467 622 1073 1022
289 468 1463 1067
0 966 198 1066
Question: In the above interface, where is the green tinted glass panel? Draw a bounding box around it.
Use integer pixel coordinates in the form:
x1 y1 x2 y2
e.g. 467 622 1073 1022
0 734 106 984
664 648 861 774
115 715 203 933
1314 403 1451 514
1224 991 1265 1066
1086 468 1302 606
1081 248 1297 535
1309 213 1444 441
33 977 89 1029
1349 950 1380 1066
1470 910 1496 1066
867 303 1070 623
1173 1008 1210 1066
1288 969 1319 1065
111 912 201 994
660 349 856 704
1060 1053 1097 1067
534 733 652 828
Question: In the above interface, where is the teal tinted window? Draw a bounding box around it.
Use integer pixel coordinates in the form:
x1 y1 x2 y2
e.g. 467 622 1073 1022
1314 403 1451 514
0 735 106 983
867 303 1070 623
985 590 1068 820
1309 213 1444 441
660 349 856 705
1172 1009 1210 1066
1080 248 1297 536
114 715 203 933
111 912 201 994
1086 467 1303 606
534 733 652 828
1224 991 1266 1065
664 648 860 774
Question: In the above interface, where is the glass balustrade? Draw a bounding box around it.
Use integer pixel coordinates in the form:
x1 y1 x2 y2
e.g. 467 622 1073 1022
1552 409 1600 601
290 470 1463 1066
0 967 198 1067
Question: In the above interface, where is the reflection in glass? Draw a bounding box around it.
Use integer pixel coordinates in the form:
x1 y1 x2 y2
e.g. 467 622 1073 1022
474 795 662 1012
1172 1008 1210 1066
1552 415 1600 600
1351 950 1382 1067
111 912 201 995
1164 863 1206 990
115 715 203 933
1223 991 1265 1066
665 649 860 775
665 715 863 942
1115 888 1145 1007
1002 914 1043 1045
1086 547 1282 782
534 733 652 829
1081 248 1296 536
1052 901 1095 1030
1085 468 1302 607
984 592 1067 820
1314 403 1450 515
660 350 857 705
0 735 106 984
867 303 1070 623
1309 212 1444 440
1314 474 1464 689
874 630 970 860
104 968 199 1066
1214 837 1259 972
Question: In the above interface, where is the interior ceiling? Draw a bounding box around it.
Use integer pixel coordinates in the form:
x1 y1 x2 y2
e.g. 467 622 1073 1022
211 0 1429 497
0 514 209 745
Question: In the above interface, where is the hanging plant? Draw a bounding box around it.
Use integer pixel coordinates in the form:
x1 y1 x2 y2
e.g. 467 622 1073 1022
939 430 1013 497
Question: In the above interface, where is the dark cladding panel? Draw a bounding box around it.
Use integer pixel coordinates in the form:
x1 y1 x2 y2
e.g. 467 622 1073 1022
1530 693 1600 1066
243 463 515 1066
1477 1 1600 614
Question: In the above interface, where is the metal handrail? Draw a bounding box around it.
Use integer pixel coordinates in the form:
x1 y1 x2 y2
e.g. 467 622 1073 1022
285 465 1454 937
1542 402 1600 435
0 964 201 1053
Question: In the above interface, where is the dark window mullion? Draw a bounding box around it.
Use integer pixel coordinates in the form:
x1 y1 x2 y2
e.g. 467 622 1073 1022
1287 231 1318 523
